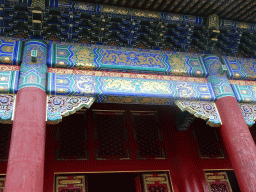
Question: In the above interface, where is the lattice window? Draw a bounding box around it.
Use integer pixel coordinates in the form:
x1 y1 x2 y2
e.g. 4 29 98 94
93 110 130 160
132 111 166 159
193 119 225 158
0 123 12 160
142 173 172 192
55 175 86 192
55 113 88 160
205 172 233 192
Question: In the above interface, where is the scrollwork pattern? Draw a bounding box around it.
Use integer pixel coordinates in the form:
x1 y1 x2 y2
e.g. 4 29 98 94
47 96 95 124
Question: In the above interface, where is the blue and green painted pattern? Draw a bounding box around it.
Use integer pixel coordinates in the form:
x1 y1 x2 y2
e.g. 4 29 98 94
223 56 256 80
18 40 48 91
0 38 22 65
48 1 203 24
47 72 216 102
0 70 19 94
231 84 256 103
48 43 208 78
203 55 235 99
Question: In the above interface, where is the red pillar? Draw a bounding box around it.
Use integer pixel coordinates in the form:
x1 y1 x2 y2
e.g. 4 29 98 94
4 40 48 192
216 96 256 192
4 88 46 192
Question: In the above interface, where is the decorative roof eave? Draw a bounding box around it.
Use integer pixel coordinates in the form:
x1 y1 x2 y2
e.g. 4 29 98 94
47 96 95 124
174 100 222 129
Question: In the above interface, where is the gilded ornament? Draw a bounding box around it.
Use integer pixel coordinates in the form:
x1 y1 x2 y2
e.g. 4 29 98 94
168 54 187 75
74 46 96 69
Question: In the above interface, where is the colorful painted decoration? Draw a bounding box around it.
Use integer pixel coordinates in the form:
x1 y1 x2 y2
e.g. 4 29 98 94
205 172 232 192
0 65 19 94
55 175 86 192
0 94 16 124
0 38 22 66
142 173 172 192
174 100 222 127
231 84 256 103
48 43 208 78
223 56 256 80
18 40 48 91
47 68 216 102
203 55 235 99
238 103 256 127
47 95 95 124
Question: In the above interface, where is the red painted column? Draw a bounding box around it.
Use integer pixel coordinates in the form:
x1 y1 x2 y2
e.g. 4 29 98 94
216 96 256 192
4 40 48 192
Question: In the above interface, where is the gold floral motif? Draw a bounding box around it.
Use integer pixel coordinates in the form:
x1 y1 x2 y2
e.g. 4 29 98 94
237 22 250 29
168 54 187 75
74 46 96 69
103 79 135 92
141 81 171 94
102 5 128 15
101 50 164 68
239 58 256 79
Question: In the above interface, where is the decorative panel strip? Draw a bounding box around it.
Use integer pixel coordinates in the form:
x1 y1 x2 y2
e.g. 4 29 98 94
142 173 172 192
175 100 222 127
205 172 233 192
0 38 22 65
0 65 20 94
132 111 165 159
47 96 95 124
55 175 86 192
231 84 256 103
47 68 216 103
223 56 256 80
93 110 130 160
238 103 256 127
0 94 16 124
48 43 208 78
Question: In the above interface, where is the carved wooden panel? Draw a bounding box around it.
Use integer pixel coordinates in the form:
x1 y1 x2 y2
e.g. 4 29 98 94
93 110 130 160
55 175 86 192
142 173 172 192
132 112 166 159
205 172 232 192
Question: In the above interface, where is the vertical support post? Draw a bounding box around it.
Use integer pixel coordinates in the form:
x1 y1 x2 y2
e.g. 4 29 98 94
4 40 48 192
203 55 256 192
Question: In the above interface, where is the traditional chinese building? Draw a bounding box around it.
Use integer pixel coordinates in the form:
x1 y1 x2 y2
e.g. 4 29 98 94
0 0 255 192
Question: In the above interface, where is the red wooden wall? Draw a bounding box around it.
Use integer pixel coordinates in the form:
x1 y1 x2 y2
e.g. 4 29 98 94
0 103 233 192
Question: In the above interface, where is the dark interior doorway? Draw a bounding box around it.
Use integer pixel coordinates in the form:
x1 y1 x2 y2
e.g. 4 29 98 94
88 173 137 192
